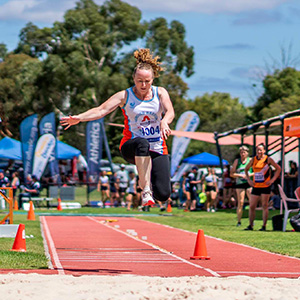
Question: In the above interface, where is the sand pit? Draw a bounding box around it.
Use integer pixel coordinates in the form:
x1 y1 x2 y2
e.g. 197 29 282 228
1 274 300 300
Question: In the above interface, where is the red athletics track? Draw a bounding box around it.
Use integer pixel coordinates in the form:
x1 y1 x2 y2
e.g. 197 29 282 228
2 216 300 278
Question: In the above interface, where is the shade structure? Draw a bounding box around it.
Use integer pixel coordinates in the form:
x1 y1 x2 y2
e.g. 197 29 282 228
0 137 22 160
183 152 228 166
0 137 81 160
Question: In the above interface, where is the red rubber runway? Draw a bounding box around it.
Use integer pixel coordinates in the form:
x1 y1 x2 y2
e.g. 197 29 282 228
34 216 300 278
1 216 300 277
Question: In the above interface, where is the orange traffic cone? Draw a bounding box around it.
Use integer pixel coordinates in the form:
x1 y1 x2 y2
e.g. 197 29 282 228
167 203 172 213
190 229 210 260
57 198 62 211
14 200 18 211
27 201 35 221
11 224 26 252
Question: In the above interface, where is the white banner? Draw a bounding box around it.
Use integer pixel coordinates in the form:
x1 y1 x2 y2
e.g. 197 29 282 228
32 134 56 180
171 111 200 176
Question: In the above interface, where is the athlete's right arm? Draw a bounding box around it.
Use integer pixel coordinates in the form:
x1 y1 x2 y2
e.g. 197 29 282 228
60 90 127 130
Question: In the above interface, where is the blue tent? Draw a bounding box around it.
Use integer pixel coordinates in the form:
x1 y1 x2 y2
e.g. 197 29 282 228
56 140 81 160
0 137 81 160
0 137 22 160
182 152 228 166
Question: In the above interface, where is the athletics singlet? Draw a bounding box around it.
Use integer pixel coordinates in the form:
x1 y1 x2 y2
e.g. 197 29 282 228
236 157 251 185
253 155 271 188
120 86 168 155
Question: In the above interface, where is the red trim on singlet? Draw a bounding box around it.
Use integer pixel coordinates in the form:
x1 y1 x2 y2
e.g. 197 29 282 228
119 108 132 150
162 139 168 155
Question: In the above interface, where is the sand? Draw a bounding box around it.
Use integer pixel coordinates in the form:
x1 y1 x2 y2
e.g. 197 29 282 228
1 274 300 300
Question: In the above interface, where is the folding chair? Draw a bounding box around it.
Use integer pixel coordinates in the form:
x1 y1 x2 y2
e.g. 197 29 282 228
278 185 300 231
294 186 300 200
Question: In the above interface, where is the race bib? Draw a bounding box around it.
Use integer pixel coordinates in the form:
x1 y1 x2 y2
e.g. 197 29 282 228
254 172 264 183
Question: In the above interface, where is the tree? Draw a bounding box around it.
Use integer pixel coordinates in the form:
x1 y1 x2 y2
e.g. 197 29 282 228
0 43 7 61
253 67 300 120
1 0 195 159
0 53 41 138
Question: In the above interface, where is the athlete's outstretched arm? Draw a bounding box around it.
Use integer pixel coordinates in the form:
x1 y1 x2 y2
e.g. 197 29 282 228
158 87 175 140
60 91 126 130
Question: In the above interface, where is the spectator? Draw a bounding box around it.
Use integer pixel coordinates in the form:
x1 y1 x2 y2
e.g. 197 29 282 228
0 169 10 209
285 160 298 197
231 145 253 227
11 171 20 202
244 143 281 231
187 167 202 211
109 172 119 207
222 165 235 208
202 167 218 212
97 170 110 207
125 171 137 211
116 164 128 206
18 175 41 209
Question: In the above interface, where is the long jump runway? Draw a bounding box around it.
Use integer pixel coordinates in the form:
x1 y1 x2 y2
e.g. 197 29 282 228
38 216 300 278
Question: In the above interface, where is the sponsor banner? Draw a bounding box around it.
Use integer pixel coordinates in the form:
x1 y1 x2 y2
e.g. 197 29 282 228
171 111 200 176
20 114 38 181
86 119 103 193
39 112 60 183
32 134 56 180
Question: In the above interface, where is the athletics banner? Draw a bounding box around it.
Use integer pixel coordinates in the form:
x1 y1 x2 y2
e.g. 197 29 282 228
32 133 56 180
86 119 103 193
20 114 38 181
170 111 200 176
39 112 60 183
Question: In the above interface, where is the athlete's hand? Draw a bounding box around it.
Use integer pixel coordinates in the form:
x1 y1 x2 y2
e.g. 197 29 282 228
160 121 171 140
60 115 80 130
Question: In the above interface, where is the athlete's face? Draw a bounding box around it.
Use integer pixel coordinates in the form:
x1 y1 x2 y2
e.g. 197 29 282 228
240 150 248 159
256 145 265 158
133 69 154 96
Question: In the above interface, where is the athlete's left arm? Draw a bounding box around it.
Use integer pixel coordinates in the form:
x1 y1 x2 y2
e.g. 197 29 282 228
267 157 281 185
158 87 175 140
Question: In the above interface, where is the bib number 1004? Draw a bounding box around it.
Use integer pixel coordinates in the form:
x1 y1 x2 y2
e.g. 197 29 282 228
141 126 160 136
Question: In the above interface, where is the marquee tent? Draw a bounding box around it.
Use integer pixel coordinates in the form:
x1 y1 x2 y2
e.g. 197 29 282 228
183 152 228 166
0 137 81 160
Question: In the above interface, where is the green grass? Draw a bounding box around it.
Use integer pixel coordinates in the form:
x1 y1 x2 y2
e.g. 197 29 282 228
0 185 299 269
0 214 48 269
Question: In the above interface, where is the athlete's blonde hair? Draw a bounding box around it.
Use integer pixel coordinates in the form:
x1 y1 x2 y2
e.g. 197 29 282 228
133 48 164 78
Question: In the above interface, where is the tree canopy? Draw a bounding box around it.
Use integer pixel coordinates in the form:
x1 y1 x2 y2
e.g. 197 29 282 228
0 0 299 163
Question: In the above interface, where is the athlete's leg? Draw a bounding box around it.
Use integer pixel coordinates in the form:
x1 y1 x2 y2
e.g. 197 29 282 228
150 153 171 202
249 194 260 227
121 138 154 205
236 188 245 223
261 193 270 227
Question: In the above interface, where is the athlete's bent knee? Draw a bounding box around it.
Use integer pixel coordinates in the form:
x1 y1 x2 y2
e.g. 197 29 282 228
135 138 150 156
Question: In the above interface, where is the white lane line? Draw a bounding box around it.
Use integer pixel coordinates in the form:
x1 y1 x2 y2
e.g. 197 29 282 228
39 216 53 270
40 216 65 275
139 219 300 262
87 216 220 277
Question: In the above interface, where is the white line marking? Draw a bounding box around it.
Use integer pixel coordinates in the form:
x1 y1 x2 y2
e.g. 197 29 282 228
39 216 53 270
87 216 220 277
40 216 64 275
138 219 300 262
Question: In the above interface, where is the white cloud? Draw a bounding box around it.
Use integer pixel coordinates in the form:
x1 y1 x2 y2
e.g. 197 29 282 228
125 0 289 14
0 0 291 23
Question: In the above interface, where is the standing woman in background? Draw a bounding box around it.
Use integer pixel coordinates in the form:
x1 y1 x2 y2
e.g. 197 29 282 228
97 170 110 207
244 143 281 231
202 167 218 212
11 171 20 203
61 48 174 206
231 145 252 227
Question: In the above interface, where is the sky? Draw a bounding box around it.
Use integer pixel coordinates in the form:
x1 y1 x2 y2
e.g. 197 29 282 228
0 0 300 106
